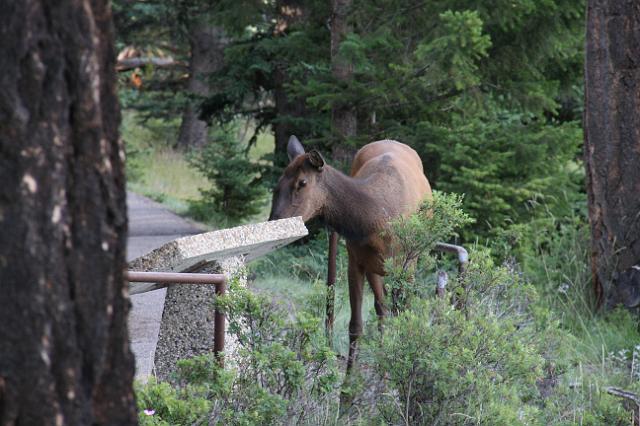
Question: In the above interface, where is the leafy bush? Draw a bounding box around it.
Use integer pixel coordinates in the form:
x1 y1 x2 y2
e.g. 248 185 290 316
137 379 214 426
366 193 638 425
137 277 340 425
136 189 639 426
384 191 473 313
371 298 544 425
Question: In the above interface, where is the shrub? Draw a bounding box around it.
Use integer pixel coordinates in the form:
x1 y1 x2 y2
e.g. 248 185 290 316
189 128 269 223
370 298 544 425
136 189 639 425
137 277 340 425
136 379 214 426
383 191 473 313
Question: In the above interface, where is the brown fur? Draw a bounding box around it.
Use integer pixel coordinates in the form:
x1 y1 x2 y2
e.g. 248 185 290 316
269 138 432 368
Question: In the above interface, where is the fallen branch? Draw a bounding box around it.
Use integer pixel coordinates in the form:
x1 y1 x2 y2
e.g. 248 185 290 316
606 387 640 425
116 57 184 72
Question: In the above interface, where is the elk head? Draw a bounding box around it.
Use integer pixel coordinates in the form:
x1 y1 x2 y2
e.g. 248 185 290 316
268 135 327 222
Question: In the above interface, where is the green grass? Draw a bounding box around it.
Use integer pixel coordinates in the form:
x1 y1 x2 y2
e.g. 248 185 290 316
127 147 210 213
250 273 375 356
122 110 211 214
248 232 377 355
122 110 275 222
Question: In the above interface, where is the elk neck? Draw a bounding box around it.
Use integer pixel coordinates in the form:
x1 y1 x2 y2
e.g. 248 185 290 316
320 165 391 241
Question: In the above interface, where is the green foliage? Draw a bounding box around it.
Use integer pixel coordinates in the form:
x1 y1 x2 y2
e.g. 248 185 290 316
426 112 584 239
384 192 473 313
375 195 541 423
416 10 492 91
188 128 269 223
371 298 544 425
367 193 639 425
137 276 340 425
114 2 196 122
119 3 640 423
115 0 587 239
136 379 213 425
195 0 586 237
517 208 592 318
136 231 640 425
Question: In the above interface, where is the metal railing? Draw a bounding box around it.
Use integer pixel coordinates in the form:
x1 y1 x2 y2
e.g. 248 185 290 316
126 271 227 365
325 239 469 335
127 241 468 364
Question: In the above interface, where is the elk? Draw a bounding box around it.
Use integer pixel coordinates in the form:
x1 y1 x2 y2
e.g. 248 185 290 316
269 135 432 369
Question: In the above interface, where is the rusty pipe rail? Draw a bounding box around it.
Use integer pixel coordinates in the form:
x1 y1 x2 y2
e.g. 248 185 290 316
434 242 469 274
126 271 227 365
324 240 469 335
433 242 469 309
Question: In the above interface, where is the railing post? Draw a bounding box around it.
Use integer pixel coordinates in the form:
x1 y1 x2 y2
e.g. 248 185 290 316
326 231 338 343
126 271 227 366
214 279 226 367
436 270 448 299
433 243 469 308
434 242 469 274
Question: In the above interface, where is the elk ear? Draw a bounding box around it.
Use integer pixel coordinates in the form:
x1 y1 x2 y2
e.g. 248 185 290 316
307 150 325 171
287 135 305 162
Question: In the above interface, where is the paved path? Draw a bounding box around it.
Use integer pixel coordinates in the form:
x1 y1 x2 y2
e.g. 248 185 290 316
126 192 207 380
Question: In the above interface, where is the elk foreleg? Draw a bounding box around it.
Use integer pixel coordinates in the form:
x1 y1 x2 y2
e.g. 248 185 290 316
326 231 338 341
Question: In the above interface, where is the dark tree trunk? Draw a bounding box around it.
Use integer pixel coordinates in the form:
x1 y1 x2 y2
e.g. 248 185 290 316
331 0 357 163
273 0 307 167
177 23 226 149
584 0 640 309
0 1 137 424
274 66 308 167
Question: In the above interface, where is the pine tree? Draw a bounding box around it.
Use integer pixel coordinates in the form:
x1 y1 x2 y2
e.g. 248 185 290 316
189 129 269 222
0 1 136 422
203 0 585 236
584 0 640 309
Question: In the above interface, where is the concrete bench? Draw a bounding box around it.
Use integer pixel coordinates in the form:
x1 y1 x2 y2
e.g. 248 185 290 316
127 217 308 381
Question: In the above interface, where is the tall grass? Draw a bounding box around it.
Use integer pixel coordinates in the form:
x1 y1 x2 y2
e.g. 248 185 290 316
122 110 211 213
518 212 640 365
128 148 210 212
249 231 375 354
122 110 277 224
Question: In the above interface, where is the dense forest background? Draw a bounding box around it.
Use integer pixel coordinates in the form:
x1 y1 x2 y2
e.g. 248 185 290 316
110 1 639 424
4 0 640 423
115 0 584 239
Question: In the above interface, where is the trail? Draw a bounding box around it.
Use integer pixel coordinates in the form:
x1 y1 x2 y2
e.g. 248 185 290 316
126 191 207 379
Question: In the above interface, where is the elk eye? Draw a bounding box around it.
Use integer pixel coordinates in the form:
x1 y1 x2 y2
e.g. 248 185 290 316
299 179 307 188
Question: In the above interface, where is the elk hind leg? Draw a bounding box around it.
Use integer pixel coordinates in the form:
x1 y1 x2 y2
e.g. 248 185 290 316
366 271 386 333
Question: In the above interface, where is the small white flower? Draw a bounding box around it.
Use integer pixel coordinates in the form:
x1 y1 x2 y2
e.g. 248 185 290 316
143 409 155 416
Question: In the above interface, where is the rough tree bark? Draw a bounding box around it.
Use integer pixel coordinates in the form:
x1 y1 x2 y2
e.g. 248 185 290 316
584 0 640 309
326 0 356 347
273 0 308 167
177 23 226 149
0 1 137 424
331 0 357 163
